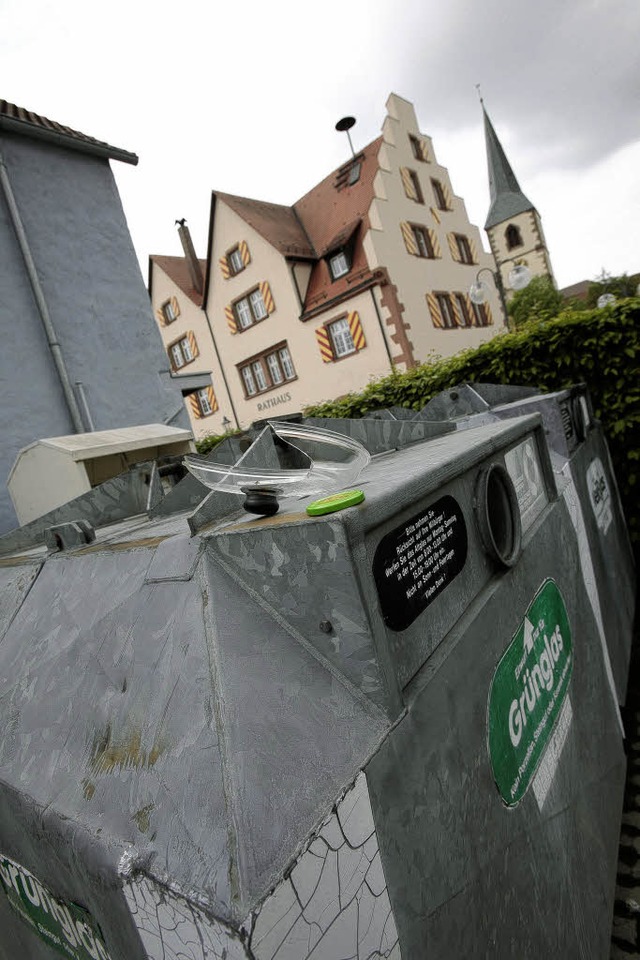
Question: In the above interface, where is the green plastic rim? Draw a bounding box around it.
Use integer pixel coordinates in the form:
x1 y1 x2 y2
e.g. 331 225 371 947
306 489 365 516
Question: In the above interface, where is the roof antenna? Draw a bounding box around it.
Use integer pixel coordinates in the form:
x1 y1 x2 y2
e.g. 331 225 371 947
475 83 484 106
335 116 357 158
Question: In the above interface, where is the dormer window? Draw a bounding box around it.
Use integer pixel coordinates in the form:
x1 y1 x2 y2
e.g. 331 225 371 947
329 251 349 280
347 162 361 185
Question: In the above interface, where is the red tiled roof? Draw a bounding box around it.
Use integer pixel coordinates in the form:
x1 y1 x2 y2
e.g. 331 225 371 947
293 137 382 253
293 138 383 314
208 137 383 318
216 193 315 259
0 99 137 165
150 255 207 306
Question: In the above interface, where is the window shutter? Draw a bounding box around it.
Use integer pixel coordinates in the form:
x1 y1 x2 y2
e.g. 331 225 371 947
400 167 417 200
156 306 166 326
259 281 275 314
187 394 202 419
483 303 494 326
219 256 231 279
348 312 366 351
400 222 418 255
186 330 199 358
426 293 443 328
465 294 476 324
315 326 334 363
239 240 251 267
429 229 441 258
430 206 441 226
170 296 180 318
207 386 219 413
419 139 430 162
447 233 459 262
225 304 238 334
450 297 463 328
469 237 479 264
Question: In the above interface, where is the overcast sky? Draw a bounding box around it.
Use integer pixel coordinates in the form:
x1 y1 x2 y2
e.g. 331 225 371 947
2 0 639 289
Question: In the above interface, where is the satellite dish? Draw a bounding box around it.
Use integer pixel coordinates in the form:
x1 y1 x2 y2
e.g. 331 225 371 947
335 116 356 132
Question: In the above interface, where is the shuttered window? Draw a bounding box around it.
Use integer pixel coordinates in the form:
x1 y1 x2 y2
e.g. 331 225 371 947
316 313 367 362
431 178 449 211
409 135 429 162
187 386 218 419
157 296 180 326
400 168 424 203
220 240 251 278
229 282 275 333
239 341 297 397
401 222 440 259
168 332 198 369
447 233 475 263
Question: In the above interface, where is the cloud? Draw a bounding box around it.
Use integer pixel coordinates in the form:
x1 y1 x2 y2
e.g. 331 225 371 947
389 0 640 170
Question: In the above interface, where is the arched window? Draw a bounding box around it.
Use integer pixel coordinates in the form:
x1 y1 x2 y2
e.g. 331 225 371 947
505 224 523 250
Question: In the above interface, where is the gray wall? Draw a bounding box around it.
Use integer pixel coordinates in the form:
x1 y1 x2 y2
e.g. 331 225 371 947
0 131 185 533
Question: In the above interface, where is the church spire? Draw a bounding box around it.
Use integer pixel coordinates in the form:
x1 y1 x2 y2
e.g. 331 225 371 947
482 104 534 230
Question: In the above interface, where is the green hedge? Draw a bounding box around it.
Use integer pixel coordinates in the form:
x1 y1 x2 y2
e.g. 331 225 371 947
196 430 241 456
305 300 640 547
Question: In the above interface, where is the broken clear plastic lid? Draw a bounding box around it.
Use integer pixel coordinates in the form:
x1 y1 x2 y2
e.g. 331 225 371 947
184 421 371 502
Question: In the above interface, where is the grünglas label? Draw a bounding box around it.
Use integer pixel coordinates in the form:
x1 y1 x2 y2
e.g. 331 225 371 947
488 579 572 806
0 853 112 959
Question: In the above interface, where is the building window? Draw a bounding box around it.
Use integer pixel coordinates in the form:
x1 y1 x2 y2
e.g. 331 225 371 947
454 293 472 327
409 135 428 162
196 388 213 416
431 178 448 211
471 301 490 327
412 225 435 259
347 162 361 185
455 234 473 264
161 299 178 324
234 288 268 330
329 251 350 280
506 224 523 250
403 169 424 203
328 317 356 357
227 247 245 275
169 335 195 369
435 294 457 329
239 343 297 398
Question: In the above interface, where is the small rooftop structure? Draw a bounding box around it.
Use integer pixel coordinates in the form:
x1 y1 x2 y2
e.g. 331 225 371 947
8 424 194 525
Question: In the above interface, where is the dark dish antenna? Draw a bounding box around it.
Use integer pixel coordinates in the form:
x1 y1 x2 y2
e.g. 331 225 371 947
335 116 357 158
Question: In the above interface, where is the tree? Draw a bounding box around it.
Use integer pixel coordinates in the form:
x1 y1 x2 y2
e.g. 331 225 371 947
586 269 640 308
507 276 564 328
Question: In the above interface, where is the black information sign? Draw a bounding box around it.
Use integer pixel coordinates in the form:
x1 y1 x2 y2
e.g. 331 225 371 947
373 494 468 631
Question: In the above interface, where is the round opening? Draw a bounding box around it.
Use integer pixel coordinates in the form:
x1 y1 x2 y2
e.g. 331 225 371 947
475 463 522 567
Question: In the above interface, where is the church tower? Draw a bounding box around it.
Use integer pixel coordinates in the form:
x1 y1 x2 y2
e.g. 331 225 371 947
482 104 555 296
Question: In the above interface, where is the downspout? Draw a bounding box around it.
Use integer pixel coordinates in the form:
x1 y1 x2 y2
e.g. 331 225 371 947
0 149 85 433
203 307 241 430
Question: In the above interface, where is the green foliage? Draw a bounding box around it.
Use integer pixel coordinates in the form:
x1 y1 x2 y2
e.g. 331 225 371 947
586 270 640 308
195 430 241 455
305 300 640 547
507 275 565 328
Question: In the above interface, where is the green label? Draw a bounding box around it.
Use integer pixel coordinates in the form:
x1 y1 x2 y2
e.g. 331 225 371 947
0 853 112 959
488 579 572 806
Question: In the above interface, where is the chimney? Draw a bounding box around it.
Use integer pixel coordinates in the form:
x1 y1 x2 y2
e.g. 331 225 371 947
175 219 203 295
